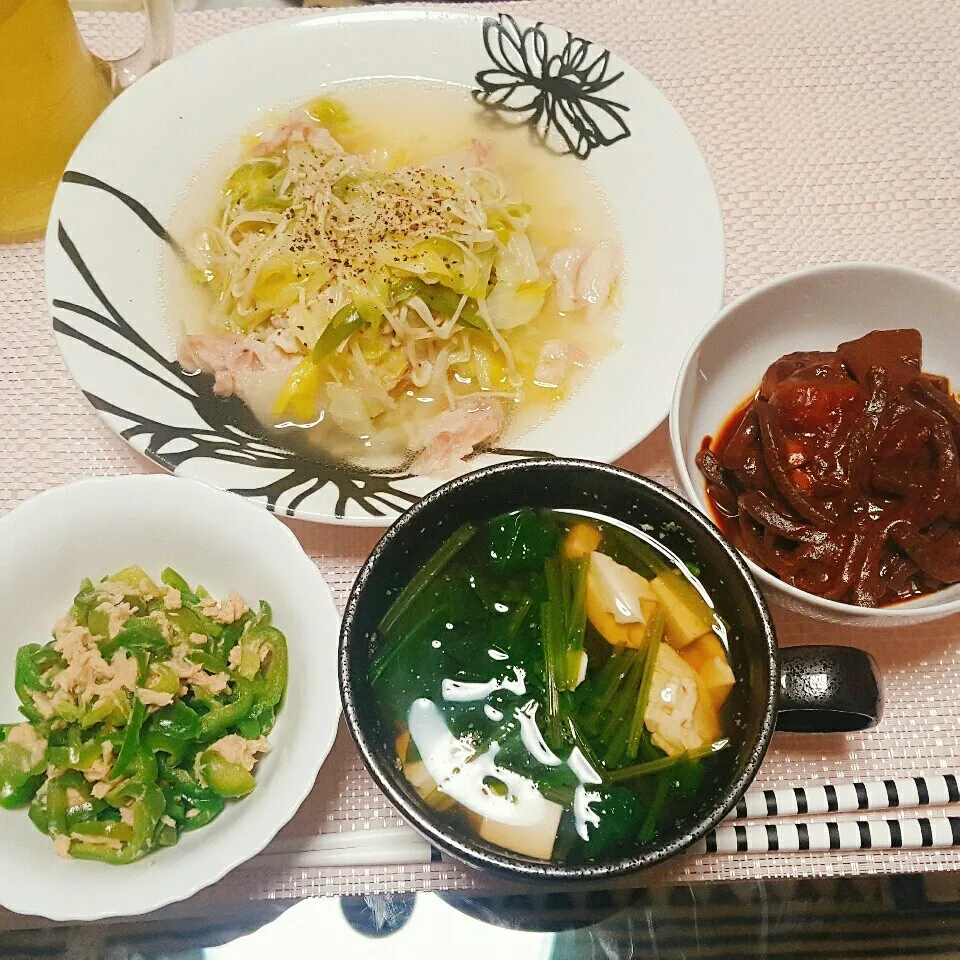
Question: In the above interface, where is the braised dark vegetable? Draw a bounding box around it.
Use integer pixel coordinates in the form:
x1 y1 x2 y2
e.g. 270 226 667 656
697 329 960 607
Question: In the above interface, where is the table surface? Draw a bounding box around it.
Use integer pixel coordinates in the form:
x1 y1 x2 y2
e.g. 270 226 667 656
9 879 960 959
4 0 960 943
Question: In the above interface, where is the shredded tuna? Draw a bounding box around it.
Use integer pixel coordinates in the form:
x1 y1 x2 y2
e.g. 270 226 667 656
207 734 270 772
70 832 122 850
96 577 157 602
90 781 113 800
31 691 55 719
66 788 86 808
84 757 111 784
166 645 205 683
53 835 72 858
5 723 47 768
149 609 175 642
136 688 174 707
94 581 128 604
163 586 183 611
52 618 113 704
192 672 231 696
200 591 249 624
94 601 135 639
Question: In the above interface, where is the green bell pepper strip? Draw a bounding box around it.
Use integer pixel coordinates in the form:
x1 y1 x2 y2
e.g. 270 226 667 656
234 617 288 705
99 618 170 662
312 303 364 363
45 772 85 835
237 699 275 740
65 794 101 832
80 690 130 729
110 698 146 779
70 820 133 844
67 578 98 627
195 617 245 672
69 780 165 864
198 750 256 798
143 702 202 765
260 631 288 707
153 818 179 849
197 678 255 742
162 766 225 830
160 567 192 597
28 788 50 834
0 772 44 809
46 732 107 772
86 606 111 640
167 605 218 639
14 644 60 723
180 798 224 830
0 733 46 809
159 781 187 824
189 650 227 674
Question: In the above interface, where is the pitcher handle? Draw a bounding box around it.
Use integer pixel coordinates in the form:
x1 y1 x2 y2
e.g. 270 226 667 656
104 0 174 92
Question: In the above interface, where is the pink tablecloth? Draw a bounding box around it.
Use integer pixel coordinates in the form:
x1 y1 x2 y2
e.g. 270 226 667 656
2 0 960 923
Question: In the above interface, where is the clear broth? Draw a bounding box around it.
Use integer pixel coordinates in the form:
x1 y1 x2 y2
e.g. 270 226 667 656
164 81 622 472
370 509 744 864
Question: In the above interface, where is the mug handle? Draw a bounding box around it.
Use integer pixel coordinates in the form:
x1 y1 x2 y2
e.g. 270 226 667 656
102 0 175 92
776 645 883 733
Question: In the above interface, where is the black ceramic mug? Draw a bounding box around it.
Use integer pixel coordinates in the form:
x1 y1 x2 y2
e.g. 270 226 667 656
339 459 882 882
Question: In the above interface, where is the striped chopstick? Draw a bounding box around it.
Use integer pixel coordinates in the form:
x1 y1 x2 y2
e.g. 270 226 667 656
699 815 960 855
726 771 960 822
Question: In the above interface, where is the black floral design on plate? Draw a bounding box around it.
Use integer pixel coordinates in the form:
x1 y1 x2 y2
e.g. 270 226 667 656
473 14 630 159
51 173 552 521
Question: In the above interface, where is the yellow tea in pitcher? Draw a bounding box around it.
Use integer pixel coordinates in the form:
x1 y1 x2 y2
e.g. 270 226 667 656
0 0 114 242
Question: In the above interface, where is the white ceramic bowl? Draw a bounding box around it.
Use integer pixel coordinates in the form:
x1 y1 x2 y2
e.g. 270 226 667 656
670 262 960 628
0 475 340 920
45 9 724 526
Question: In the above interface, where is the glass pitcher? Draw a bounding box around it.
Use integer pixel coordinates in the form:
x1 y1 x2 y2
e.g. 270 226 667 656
0 0 173 243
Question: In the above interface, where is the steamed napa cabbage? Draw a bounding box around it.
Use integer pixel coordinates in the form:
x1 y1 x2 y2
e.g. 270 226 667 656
181 95 620 476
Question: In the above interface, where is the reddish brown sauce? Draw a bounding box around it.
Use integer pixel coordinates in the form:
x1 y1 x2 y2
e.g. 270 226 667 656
697 329 960 607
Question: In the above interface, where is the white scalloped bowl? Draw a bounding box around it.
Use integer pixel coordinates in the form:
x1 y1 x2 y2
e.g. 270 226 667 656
670 262 960 628
0 475 340 920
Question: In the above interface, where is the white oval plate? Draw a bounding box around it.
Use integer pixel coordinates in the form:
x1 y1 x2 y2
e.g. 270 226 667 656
0 475 340 921
46 9 724 525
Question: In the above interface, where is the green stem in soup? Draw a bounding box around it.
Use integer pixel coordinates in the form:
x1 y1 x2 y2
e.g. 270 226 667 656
605 740 730 785
372 523 477 686
626 609 666 760
583 650 635 734
639 773 671 843
539 601 562 750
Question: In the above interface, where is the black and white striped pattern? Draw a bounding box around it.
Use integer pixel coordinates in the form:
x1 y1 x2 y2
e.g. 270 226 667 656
727 772 960 822
700 816 960 854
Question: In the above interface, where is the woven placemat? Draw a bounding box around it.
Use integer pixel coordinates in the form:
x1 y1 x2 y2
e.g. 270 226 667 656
2 0 960 924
